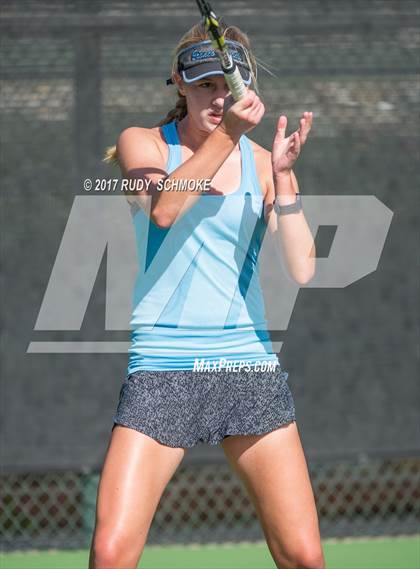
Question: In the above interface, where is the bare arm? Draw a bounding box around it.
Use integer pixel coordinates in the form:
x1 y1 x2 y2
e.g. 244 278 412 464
117 126 241 227
265 169 316 285
117 90 265 228
262 111 316 284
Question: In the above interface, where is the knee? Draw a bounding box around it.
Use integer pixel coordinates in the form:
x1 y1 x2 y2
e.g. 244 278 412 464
90 537 122 569
298 549 325 569
271 541 325 569
288 546 325 569
89 532 143 569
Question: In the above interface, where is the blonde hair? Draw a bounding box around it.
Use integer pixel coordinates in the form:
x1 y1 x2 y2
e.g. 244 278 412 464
104 21 258 166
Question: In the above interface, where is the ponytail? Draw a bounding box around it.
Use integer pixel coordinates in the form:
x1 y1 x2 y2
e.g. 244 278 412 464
155 92 187 127
103 145 119 166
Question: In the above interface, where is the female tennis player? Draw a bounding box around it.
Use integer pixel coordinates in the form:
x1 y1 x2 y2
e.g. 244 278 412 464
89 21 324 569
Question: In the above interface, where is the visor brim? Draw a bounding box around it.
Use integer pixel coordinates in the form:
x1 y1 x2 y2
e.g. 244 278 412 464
181 62 252 85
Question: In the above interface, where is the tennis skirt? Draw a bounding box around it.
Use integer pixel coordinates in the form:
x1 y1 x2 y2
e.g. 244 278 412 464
112 367 296 448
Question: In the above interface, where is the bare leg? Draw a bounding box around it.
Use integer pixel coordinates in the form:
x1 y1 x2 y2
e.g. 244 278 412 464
88 425 186 569
221 422 325 569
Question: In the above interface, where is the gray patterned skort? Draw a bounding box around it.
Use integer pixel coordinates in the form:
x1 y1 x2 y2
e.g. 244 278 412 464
112 367 296 448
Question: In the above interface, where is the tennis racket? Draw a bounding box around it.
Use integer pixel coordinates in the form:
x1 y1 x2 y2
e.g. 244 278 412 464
195 0 247 101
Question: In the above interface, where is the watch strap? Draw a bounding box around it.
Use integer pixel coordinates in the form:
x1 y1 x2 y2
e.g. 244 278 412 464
273 192 302 215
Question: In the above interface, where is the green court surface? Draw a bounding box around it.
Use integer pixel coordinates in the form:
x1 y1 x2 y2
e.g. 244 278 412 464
1 537 419 569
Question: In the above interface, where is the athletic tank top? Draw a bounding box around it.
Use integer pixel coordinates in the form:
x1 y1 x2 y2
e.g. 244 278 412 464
126 120 280 372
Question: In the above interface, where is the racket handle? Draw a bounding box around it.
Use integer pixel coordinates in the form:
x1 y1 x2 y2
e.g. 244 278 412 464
223 66 247 101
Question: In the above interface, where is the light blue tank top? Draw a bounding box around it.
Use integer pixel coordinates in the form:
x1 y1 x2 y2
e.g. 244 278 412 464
127 120 280 372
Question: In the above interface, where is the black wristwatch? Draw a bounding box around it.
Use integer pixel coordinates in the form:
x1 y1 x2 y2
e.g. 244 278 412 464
273 193 302 216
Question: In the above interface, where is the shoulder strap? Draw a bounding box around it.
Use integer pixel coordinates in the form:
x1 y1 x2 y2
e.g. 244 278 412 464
160 121 182 173
240 135 265 198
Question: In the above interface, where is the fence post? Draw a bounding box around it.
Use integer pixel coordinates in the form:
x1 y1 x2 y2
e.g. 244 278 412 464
73 28 103 182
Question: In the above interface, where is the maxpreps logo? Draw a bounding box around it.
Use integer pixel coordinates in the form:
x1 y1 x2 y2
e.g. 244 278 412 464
27 195 394 354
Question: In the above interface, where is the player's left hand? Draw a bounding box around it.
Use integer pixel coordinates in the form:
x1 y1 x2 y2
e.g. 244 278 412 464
271 111 313 175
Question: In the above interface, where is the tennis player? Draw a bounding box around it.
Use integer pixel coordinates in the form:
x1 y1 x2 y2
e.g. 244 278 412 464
89 21 324 569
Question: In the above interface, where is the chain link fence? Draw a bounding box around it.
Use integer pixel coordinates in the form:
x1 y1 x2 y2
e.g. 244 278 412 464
1 456 419 551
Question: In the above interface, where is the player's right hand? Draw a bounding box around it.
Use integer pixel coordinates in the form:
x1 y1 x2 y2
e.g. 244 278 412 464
219 90 265 139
